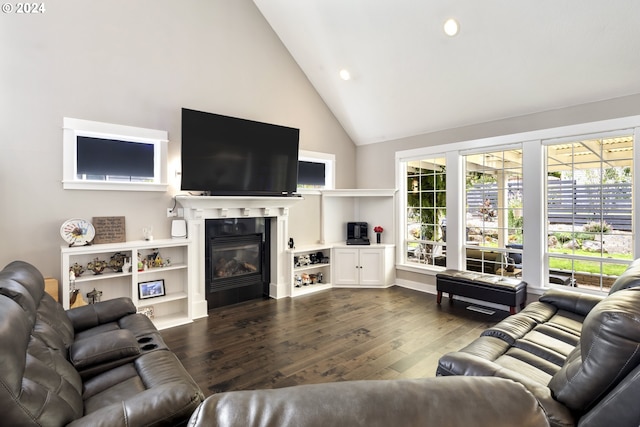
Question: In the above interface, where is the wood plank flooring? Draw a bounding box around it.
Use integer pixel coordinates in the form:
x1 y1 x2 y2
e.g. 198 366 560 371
161 286 508 397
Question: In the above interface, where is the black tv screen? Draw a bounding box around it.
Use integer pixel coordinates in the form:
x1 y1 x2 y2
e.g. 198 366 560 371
181 108 300 196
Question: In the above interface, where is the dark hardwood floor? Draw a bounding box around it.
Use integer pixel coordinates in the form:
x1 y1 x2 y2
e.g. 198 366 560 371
161 286 508 397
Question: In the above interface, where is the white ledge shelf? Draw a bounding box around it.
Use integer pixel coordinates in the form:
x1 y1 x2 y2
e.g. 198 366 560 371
176 195 304 219
321 189 397 197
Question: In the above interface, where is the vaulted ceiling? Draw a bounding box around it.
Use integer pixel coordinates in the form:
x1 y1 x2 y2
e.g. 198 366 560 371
253 1 640 146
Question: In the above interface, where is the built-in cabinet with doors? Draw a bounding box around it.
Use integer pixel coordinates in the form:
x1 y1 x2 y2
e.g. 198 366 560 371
333 244 395 287
286 189 397 296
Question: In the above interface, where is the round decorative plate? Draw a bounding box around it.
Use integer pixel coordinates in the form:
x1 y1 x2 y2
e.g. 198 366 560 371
60 218 95 246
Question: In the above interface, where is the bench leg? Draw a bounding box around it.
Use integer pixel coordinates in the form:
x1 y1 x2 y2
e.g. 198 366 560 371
437 291 442 304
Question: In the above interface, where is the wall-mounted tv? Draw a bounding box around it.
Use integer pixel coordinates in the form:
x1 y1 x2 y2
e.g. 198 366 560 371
181 108 300 196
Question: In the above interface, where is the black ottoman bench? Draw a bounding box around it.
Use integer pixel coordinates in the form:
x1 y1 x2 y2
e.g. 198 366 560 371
436 269 527 314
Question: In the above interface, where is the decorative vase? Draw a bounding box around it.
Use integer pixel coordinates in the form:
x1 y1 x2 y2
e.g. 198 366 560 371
376 233 381 244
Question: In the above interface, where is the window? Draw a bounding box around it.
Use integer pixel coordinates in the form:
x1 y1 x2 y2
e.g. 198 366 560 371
464 148 523 277
297 150 335 192
63 117 168 191
396 115 639 294
545 133 634 291
405 157 447 267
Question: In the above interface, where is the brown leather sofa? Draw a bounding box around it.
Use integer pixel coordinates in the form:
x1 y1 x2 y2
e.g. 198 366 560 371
0 260 204 426
188 376 551 427
437 258 640 427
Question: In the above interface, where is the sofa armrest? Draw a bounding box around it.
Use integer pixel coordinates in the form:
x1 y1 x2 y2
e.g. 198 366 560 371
66 297 137 332
69 329 140 370
539 288 604 316
67 383 203 427
187 376 551 427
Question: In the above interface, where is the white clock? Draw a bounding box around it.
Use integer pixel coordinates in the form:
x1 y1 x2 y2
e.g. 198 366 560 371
60 218 95 247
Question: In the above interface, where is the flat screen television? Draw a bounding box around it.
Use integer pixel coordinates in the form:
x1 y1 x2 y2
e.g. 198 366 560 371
180 108 300 196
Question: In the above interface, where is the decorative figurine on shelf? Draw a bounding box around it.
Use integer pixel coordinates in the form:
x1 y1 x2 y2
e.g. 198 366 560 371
87 258 107 275
70 262 85 278
297 255 311 267
109 252 126 272
301 273 311 286
138 254 144 272
122 257 132 274
294 274 302 288
86 288 102 304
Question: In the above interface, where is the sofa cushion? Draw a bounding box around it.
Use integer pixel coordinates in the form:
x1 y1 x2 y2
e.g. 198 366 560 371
77 350 204 427
548 287 640 412
70 329 140 370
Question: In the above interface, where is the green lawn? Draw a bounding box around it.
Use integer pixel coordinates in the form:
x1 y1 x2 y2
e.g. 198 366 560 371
548 248 632 276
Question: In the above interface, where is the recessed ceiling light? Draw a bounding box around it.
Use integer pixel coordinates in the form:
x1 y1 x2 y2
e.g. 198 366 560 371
339 69 351 81
444 18 459 36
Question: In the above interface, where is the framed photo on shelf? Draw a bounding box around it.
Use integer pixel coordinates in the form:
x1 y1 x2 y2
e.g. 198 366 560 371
138 279 165 299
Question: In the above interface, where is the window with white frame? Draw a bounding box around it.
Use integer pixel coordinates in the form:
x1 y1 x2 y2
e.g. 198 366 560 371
297 150 335 192
545 132 634 291
463 148 523 277
405 157 447 267
397 115 640 295
62 117 168 191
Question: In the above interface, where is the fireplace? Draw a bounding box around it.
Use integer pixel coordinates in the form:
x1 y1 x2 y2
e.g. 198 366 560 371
205 218 270 309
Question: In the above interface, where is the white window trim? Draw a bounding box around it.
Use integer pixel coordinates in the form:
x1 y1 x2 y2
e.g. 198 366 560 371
62 117 169 191
395 114 640 293
297 150 335 194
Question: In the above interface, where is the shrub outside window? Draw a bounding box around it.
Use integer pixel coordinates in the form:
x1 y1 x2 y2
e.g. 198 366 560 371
406 157 447 267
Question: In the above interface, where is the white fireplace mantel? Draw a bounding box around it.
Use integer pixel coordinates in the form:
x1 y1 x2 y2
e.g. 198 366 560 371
176 195 303 219
176 195 304 320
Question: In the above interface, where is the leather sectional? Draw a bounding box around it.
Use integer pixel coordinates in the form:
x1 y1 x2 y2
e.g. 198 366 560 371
0 260 204 426
437 259 640 427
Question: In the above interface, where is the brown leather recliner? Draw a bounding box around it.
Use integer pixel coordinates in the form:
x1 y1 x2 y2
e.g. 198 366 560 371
0 260 204 426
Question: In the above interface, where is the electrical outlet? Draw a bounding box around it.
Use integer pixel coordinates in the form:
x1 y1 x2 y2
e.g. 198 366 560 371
167 208 177 218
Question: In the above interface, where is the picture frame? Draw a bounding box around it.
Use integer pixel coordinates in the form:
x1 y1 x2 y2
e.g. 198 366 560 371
138 279 165 299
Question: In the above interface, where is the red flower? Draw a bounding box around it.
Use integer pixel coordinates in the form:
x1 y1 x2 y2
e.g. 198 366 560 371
374 226 384 233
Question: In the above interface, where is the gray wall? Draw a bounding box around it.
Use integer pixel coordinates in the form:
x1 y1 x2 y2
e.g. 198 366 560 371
357 93 640 189
1 0 356 279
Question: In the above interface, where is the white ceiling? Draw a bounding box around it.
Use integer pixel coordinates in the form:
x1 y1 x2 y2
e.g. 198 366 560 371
253 1 640 146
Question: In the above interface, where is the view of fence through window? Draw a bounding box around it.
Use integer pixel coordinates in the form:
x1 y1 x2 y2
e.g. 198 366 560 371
464 149 523 277
546 135 634 291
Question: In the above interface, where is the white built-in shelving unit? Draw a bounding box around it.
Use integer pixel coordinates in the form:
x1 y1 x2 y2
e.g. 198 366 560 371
61 238 193 330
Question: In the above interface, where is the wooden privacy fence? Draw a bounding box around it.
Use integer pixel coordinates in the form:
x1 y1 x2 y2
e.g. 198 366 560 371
466 180 632 231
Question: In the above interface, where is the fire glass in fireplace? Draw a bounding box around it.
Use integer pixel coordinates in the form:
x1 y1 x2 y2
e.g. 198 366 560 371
212 234 261 283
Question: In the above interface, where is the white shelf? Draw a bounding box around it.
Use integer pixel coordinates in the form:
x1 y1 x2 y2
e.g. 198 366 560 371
293 262 331 273
61 239 193 330
138 291 188 307
74 270 133 284
292 283 332 297
289 244 332 297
